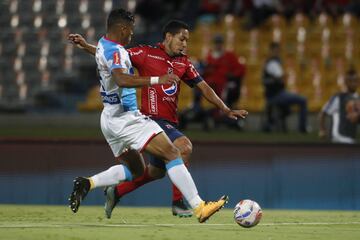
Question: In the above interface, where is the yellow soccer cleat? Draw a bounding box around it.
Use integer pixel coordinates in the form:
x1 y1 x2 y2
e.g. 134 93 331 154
194 195 229 223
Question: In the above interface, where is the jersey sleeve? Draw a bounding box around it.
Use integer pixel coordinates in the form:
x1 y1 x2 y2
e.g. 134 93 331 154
322 95 339 115
127 46 147 68
103 46 128 71
182 61 204 88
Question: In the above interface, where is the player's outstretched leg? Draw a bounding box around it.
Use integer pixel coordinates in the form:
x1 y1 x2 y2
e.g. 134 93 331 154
69 177 90 213
168 161 228 222
146 132 228 223
165 158 228 222
104 186 120 219
70 164 132 214
194 195 229 223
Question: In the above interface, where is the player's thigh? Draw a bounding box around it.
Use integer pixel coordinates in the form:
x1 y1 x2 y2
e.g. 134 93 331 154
100 112 127 157
104 111 163 156
150 119 190 164
144 132 180 163
150 119 192 161
154 119 192 157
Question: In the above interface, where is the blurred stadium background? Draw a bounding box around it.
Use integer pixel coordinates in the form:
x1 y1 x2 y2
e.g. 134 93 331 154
1 0 360 114
0 0 359 213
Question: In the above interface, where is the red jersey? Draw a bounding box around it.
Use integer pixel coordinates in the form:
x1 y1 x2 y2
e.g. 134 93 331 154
128 43 203 124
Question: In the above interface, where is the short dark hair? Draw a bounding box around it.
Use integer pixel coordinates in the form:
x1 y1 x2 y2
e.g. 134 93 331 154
107 8 135 30
162 20 189 39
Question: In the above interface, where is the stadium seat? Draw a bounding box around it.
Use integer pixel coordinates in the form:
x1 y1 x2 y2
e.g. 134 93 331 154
77 85 103 112
0 1 359 114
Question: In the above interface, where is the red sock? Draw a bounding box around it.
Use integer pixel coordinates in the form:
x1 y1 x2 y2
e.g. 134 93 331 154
172 185 183 202
115 167 154 197
172 162 189 202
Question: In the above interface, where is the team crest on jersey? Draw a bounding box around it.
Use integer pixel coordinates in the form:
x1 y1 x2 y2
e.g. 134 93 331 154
162 83 177 96
113 51 120 65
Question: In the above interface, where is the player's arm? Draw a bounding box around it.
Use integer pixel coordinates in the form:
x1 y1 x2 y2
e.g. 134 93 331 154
68 33 96 56
195 80 248 120
112 68 179 88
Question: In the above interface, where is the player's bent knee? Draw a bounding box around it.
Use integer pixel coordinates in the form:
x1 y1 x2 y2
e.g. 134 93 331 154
158 143 181 163
146 133 180 162
175 137 193 163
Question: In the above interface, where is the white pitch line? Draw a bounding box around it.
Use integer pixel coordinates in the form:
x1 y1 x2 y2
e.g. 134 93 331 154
1 222 360 229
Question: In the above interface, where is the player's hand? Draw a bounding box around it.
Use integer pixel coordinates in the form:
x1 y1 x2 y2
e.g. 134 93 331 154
159 74 180 85
68 33 88 49
225 109 248 120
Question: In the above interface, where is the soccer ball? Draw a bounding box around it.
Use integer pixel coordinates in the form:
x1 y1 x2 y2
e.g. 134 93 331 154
233 199 262 228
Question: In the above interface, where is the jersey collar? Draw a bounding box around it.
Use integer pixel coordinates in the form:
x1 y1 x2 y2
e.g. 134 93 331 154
103 36 124 46
157 43 166 50
156 43 171 59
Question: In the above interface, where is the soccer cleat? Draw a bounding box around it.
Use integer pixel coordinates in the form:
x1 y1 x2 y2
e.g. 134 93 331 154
104 186 120 219
172 199 193 218
194 195 229 223
68 177 90 213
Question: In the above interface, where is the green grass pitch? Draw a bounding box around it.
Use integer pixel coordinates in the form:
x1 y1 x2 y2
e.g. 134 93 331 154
0 205 359 240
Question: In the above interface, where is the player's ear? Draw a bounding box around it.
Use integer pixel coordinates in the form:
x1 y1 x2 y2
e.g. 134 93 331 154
165 32 172 42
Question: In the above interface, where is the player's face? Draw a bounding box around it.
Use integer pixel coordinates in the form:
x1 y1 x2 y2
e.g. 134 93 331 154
120 22 134 45
168 29 189 56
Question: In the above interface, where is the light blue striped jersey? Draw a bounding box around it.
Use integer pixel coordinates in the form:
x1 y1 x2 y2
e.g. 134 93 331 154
95 36 137 115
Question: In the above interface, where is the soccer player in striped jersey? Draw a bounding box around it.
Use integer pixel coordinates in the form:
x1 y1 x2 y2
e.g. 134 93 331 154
68 8 232 224
68 19 247 219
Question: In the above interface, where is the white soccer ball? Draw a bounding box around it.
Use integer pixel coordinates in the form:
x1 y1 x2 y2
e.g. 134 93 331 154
233 199 262 228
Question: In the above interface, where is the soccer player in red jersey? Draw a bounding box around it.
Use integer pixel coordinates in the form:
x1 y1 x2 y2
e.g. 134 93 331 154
68 20 248 218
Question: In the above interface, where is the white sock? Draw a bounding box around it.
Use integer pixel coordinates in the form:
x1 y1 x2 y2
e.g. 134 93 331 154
166 158 202 209
90 165 132 189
